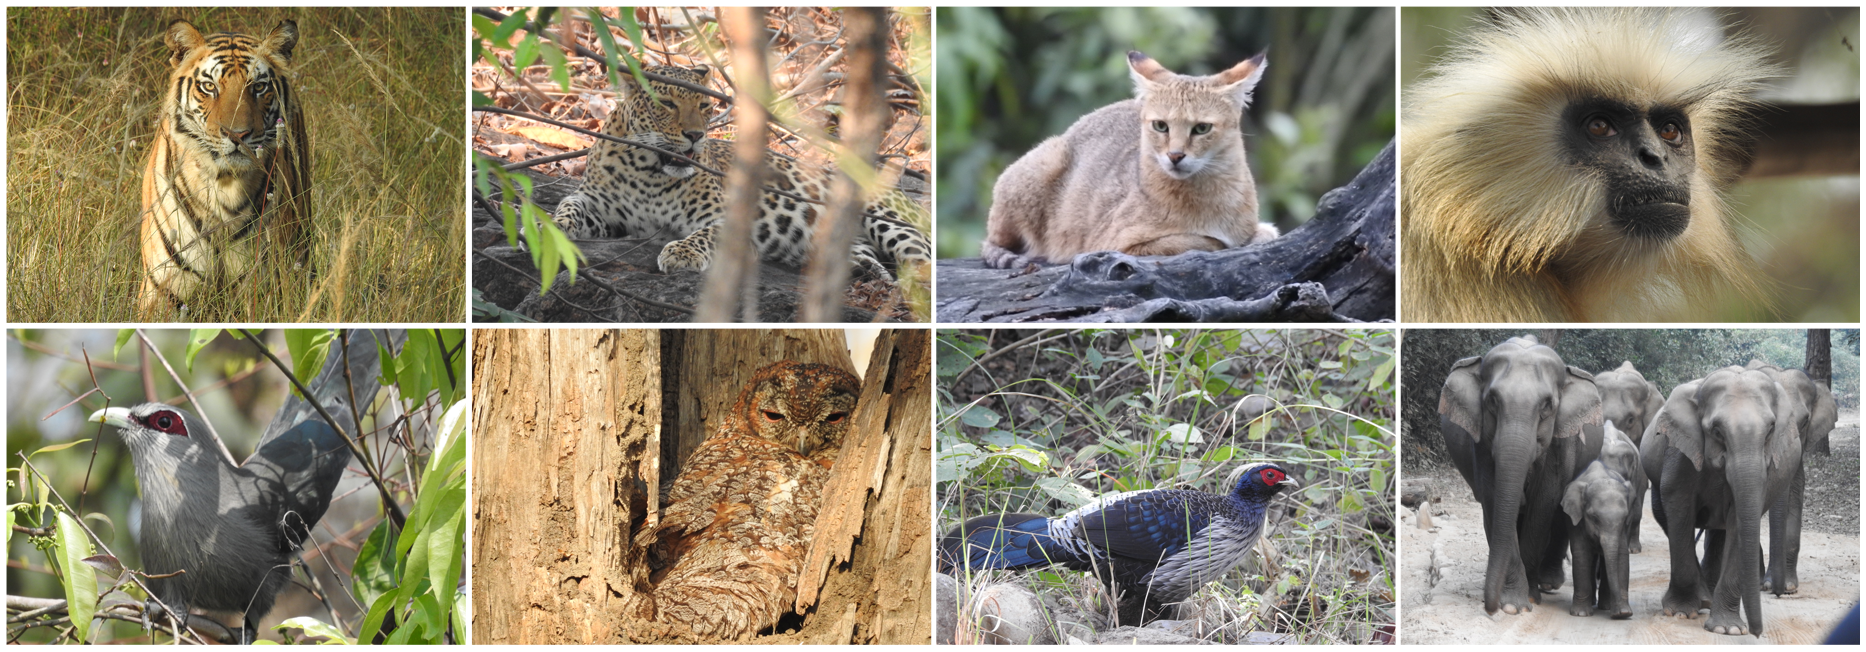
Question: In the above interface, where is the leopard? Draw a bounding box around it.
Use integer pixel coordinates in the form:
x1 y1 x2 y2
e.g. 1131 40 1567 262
549 64 930 285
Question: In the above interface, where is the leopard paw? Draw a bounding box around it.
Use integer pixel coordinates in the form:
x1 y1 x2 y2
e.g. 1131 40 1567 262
657 241 713 274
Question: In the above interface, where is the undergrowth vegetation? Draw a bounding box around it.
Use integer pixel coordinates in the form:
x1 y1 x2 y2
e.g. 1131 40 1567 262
937 329 1396 644
8 8 464 322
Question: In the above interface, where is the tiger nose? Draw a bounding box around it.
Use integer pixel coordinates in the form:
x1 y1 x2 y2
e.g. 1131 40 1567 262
223 125 253 141
682 130 705 146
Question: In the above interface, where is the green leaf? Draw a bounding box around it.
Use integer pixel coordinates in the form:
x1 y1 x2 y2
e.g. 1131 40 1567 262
608 10 657 101
1248 417 1271 441
351 521 399 608
55 512 97 643
1367 355 1395 391
958 405 1001 429
33 439 91 456
284 330 338 397
113 330 135 360
184 329 221 371
274 617 354 644
470 14 497 42
356 591 398 644
542 44 571 92
491 9 526 48
513 33 540 71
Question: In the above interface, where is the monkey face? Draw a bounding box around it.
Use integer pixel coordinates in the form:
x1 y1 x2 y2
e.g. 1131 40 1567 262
1561 98 1696 240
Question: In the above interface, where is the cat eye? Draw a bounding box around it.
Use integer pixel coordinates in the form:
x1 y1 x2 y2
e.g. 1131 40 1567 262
1151 120 1169 133
1191 123 1213 135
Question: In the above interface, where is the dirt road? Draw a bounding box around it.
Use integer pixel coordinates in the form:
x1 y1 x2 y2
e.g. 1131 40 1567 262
1400 411 1861 644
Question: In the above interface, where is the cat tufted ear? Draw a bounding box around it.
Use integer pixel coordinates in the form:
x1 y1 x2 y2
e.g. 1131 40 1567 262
1213 51 1267 108
1127 50 1171 98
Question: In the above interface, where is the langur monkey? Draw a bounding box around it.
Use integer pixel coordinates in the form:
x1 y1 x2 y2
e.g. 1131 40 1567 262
1401 8 1780 322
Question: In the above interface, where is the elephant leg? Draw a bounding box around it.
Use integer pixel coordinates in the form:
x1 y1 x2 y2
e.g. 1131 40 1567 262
1538 521 1570 594
1569 535 1598 617
1629 485 1646 555
1658 457 1704 618
1478 494 1537 614
1704 526 1751 635
1703 529 1726 603
1765 467 1804 595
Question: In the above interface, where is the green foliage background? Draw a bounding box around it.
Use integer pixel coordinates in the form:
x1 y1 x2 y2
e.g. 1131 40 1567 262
6 329 467 644
1400 329 1861 471
937 328 1396 643
936 7 1396 259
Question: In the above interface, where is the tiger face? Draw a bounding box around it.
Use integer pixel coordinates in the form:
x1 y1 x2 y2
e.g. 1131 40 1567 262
612 65 718 178
164 19 297 173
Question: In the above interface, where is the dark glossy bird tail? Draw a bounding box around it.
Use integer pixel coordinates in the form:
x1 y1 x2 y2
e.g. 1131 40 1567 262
939 513 1080 574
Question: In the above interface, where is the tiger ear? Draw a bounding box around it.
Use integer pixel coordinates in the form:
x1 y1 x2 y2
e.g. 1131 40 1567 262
264 20 299 63
166 20 205 67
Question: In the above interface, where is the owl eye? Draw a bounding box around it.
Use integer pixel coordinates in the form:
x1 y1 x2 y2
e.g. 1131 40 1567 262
825 412 848 423
762 410 785 422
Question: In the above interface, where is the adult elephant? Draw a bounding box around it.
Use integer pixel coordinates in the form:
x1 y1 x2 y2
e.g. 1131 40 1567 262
1744 361 1837 595
1595 361 1664 446
1440 335 1604 615
1641 366 1807 636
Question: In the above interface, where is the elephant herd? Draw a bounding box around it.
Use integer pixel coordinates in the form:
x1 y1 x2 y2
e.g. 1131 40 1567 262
1438 335 1838 637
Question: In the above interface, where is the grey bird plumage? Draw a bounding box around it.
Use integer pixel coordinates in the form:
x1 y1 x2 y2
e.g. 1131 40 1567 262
90 329 402 642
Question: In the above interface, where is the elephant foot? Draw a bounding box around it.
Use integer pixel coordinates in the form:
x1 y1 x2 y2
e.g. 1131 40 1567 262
1630 542 1642 554
1704 613 1750 636
1501 602 1533 615
1762 571 1799 595
1611 609 1633 620
1661 590 1702 619
1569 604 1593 617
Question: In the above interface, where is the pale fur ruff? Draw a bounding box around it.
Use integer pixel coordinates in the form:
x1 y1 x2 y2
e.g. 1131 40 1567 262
1402 8 1777 321
140 23 310 317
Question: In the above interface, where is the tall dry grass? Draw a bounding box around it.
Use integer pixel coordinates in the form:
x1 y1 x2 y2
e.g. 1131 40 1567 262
8 8 465 322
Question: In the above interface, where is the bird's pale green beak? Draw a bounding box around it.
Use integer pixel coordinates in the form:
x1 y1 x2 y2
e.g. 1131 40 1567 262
89 407 133 428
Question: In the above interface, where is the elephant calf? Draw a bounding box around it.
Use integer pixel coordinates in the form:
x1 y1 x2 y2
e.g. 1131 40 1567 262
1562 459 1638 619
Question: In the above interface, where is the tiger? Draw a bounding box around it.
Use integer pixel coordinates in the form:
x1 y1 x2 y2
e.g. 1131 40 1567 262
138 19 312 320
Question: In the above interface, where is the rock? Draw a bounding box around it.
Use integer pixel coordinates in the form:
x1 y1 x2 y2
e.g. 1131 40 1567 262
1095 625 1211 645
1243 631 1298 644
1399 479 1437 508
936 574 959 645
972 583 1055 645
1415 505 1434 530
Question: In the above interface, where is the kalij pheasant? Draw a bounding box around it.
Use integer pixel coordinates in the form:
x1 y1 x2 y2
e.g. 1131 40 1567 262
940 462 1298 625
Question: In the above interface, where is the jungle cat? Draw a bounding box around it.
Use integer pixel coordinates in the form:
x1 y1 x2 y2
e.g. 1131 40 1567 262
548 64 930 285
981 50 1276 269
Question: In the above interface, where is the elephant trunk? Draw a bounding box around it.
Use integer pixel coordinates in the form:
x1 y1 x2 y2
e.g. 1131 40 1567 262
1732 455 1766 636
1483 425 1537 615
1601 536 1631 617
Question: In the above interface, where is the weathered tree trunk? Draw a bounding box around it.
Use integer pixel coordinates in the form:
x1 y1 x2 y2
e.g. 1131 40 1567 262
1805 329 1831 455
471 329 662 644
791 329 935 643
697 7 771 322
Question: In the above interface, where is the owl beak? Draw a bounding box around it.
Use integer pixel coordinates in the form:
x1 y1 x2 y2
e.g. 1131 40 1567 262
795 430 812 457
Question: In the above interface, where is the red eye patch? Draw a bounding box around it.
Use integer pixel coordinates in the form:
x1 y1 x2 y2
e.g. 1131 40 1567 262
140 410 189 437
1260 468 1285 485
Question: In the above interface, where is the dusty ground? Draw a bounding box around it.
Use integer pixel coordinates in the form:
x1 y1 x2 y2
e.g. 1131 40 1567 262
1401 410 1861 644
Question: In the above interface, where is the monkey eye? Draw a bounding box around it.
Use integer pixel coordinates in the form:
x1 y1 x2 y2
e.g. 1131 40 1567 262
1657 121 1683 143
762 410 785 422
1584 115 1616 138
1151 120 1169 133
1190 123 1213 135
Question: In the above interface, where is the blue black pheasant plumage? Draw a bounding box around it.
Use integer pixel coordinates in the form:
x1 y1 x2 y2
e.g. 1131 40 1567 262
940 462 1298 625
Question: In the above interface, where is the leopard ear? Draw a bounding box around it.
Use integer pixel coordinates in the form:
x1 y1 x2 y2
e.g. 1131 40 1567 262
166 20 205 67
688 64 711 79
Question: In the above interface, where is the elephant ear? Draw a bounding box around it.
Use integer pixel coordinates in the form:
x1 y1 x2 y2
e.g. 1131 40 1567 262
1807 380 1838 451
1768 381 1807 475
1560 473 1589 526
1643 381 1665 427
1439 356 1483 444
1659 381 1707 470
1556 366 1602 442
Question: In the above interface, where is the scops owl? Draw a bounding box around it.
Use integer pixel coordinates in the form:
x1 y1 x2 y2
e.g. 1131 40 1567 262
643 361 862 640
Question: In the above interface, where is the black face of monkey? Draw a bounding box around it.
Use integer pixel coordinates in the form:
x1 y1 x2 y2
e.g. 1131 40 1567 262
1561 98 1696 240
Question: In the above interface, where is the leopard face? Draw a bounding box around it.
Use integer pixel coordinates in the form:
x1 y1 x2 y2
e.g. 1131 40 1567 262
611 65 719 178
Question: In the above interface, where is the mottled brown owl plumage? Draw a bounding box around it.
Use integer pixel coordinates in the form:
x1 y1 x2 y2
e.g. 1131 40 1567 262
642 361 861 640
